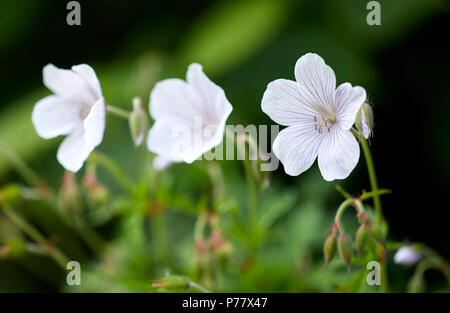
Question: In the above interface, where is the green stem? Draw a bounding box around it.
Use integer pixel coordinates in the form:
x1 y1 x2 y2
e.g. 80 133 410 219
106 104 131 120
243 156 258 226
89 152 135 194
189 280 212 293
1 206 70 269
0 139 49 190
334 198 354 234
225 129 258 228
352 129 382 222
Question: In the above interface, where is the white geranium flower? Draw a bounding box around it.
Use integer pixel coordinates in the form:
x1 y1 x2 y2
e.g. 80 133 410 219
147 63 233 163
261 53 366 181
394 246 421 265
32 64 105 172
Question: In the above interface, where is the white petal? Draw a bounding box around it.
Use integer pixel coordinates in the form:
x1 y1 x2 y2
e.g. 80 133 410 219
261 79 319 126
186 63 233 124
153 156 172 171
149 78 204 121
83 97 105 147
43 64 96 105
32 95 82 139
294 53 336 113
272 123 324 176
317 128 360 181
147 117 193 162
57 127 95 172
335 83 366 130
71 64 102 99
360 108 371 139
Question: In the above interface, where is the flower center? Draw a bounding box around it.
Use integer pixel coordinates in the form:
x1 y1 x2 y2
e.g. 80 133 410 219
314 115 336 133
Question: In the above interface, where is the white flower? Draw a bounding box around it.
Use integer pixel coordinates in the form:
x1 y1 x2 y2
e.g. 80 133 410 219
261 53 366 181
32 64 105 172
394 246 421 265
147 63 233 163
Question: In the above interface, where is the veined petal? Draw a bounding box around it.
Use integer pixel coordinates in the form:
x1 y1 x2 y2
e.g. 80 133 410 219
147 117 193 162
262 79 319 126
32 95 82 139
294 53 336 113
43 64 97 105
318 128 360 181
72 64 102 99
57 127 95 172
186 63 233 123
83 97 105 147
149 78 204 121
335 83 366 130
272 123 324 176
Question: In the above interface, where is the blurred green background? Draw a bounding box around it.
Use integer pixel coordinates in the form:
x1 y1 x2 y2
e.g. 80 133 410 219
0 0 449 292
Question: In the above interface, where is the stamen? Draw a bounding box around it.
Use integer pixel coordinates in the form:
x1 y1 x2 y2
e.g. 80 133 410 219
314 115 336 133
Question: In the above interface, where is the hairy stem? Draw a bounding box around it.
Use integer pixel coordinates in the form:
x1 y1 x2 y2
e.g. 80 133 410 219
2 206 70 269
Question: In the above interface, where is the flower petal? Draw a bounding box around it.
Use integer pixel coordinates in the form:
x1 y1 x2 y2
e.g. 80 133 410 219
32 95 82 139
186 63 233 124
294 53 336 113
394 247 421 265
272 123 324 176
147 117 192 162
147 116 226 164
335 83 366 130
71 64 102 99
43 64 96 105
57 127 95 172
149 78 204 121
317 128 360 181
262 79 319 126
83 97 105 147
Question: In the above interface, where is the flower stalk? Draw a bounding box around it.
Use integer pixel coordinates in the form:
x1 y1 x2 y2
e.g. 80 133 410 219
106 104 131 120
1 205 70 269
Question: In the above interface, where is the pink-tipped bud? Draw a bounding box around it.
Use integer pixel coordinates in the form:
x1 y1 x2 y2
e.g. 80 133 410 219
407 274 425 293
323 234 337 270
356 223 369 257
375 242 387 263
337 234 353 273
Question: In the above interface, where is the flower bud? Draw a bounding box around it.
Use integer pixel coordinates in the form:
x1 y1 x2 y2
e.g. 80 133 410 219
356 223 369 257
83 172 109 207
369 223 385 245
0 184 22 207
323 234 337 269
355 102 374 139
337 234 352 273
375 242 387 263
129 97 148 147
151 275 190 292
60 172 81 212
209 229 233 266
